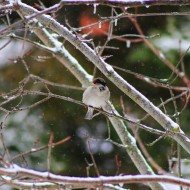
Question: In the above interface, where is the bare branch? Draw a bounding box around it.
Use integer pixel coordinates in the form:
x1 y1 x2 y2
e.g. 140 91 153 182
1 165 190 188
60 0 190 7
11 136 71 161
14 1 190 154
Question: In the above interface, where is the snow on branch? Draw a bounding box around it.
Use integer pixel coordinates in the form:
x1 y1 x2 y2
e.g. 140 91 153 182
13 1 190 155
1 164 190 189
0 1 190 190
0 3 168 189
60 0 190 7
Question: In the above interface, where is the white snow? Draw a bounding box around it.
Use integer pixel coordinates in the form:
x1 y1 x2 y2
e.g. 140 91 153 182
105 64 114 73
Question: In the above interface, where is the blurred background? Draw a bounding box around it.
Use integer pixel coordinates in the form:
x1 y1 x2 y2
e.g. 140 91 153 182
0 0 190 189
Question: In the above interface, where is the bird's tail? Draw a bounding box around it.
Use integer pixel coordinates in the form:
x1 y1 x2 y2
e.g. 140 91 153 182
85 107 94 120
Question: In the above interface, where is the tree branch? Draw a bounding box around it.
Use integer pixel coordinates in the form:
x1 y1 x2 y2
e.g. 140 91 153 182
1 165 190 188
14 1 190 155
60 0 190 7
11 7 167 190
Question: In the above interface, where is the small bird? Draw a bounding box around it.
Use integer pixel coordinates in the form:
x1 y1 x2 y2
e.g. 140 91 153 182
82 78 110 120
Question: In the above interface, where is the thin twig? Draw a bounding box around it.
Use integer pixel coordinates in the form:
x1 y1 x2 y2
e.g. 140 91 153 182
22 89 165 136
47 133 54 172
87 139 100 177
11 136 71 161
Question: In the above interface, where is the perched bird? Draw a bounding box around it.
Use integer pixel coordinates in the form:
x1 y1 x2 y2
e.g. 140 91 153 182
82 78 110 120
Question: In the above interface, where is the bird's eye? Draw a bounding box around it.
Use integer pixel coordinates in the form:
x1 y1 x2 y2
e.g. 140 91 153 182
99 86 105 91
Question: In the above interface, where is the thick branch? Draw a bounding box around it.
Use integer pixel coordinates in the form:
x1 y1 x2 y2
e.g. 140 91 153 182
15 1 190 155
60 0 190 7
14 5 167 190
1 165 190 188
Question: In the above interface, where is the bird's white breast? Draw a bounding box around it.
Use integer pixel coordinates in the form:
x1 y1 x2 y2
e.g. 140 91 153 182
82 85 110 108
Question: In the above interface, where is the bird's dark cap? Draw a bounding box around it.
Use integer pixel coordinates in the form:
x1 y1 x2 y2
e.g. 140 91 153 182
93 78 106 86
